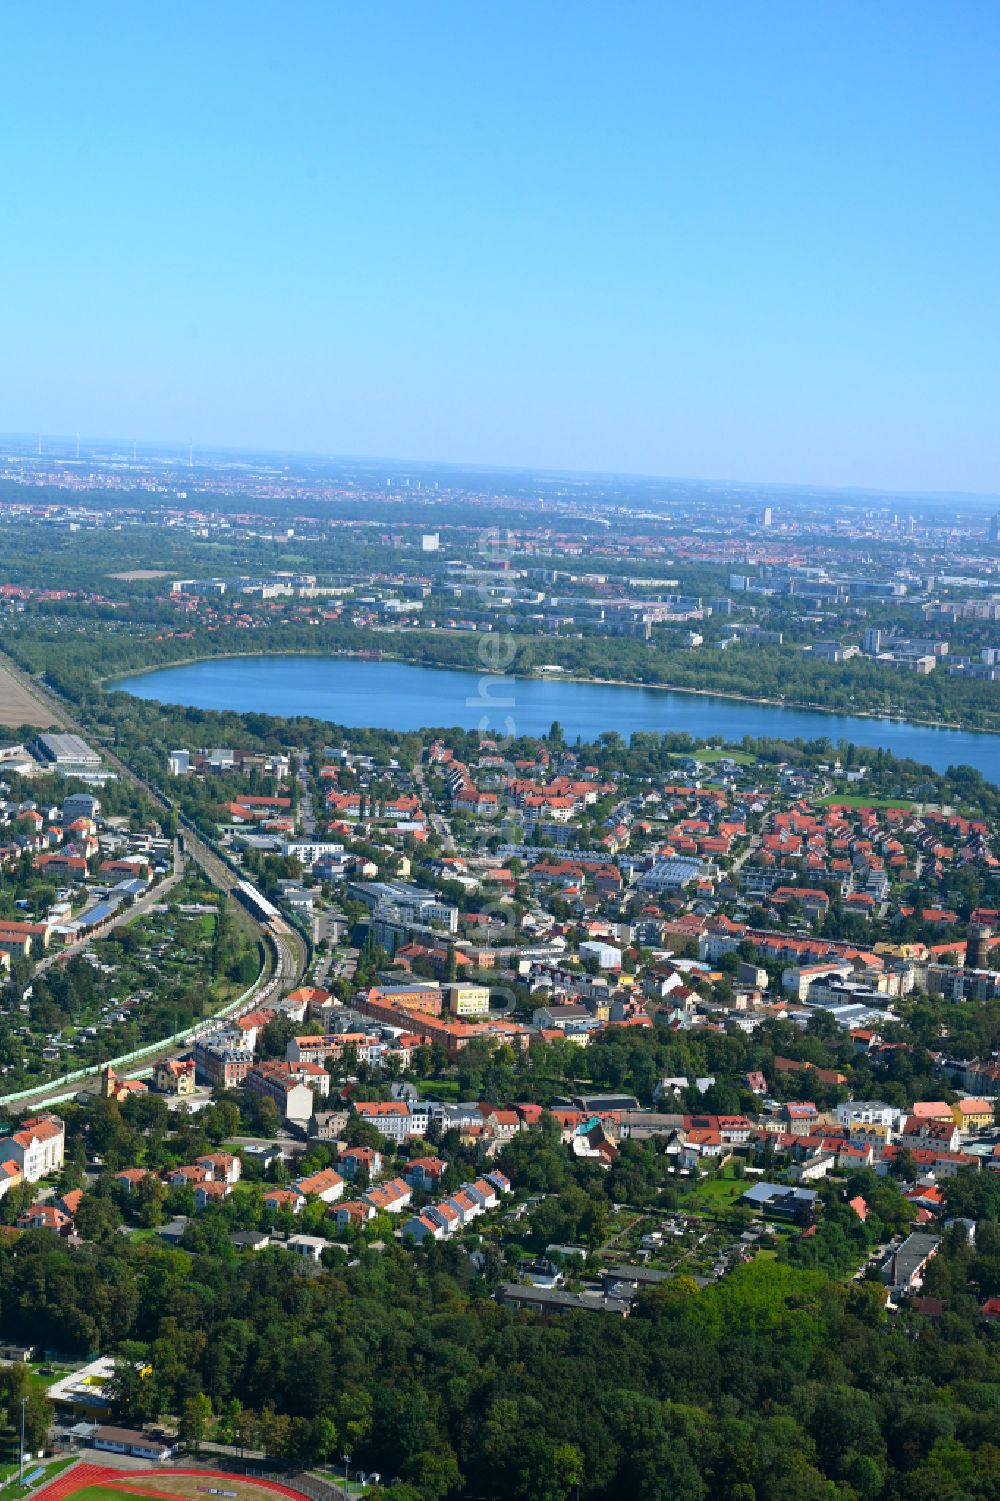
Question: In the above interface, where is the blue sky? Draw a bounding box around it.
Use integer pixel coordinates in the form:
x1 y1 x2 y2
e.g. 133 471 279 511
1 2 998 492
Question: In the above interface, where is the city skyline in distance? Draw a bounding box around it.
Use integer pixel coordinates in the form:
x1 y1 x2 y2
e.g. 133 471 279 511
2 429 1000 513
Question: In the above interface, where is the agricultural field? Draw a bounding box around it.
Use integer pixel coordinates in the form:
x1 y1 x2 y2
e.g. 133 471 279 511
106 570 170 581
0 662 59 729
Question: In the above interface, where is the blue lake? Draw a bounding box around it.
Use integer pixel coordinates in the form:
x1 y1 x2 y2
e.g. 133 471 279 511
111 654 1000 784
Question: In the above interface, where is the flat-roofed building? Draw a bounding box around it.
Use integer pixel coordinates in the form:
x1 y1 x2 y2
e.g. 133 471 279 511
446 983 490 1017
36 733 102 769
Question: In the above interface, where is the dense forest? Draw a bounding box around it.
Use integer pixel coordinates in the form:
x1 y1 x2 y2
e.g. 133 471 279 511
2 1220 999 1501
6 1002 1000 1500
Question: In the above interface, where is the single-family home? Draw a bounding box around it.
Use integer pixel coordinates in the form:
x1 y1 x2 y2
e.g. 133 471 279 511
363 1177 412 1215
194 1181 231 1209
337 1146 382 1181
403 1156 447 1192
196 1152 241 1185
402 1211 445 1243
17 1202 73 1235
286 1234 326 1263
294 1167 345 1204
263 1187 306 1216
329 1199 376 1230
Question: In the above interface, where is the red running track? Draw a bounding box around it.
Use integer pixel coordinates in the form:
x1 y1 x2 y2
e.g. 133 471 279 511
32 1463 126 1501
33 1464 314 1501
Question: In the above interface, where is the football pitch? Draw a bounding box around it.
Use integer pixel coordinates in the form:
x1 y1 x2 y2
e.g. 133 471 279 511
69 1485 296 1501
34 1467 314 1501
61 1489 144 1501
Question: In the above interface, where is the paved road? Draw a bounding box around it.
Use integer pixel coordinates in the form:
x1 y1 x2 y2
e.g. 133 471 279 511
34 839 184 977
297 751 317 836
731 834 759 876
414 759 454 848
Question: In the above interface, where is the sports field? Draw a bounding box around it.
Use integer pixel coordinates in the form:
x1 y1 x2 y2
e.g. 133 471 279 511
32 1464 315 1501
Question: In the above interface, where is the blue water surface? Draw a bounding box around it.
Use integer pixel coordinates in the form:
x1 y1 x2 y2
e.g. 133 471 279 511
111 654 1000 784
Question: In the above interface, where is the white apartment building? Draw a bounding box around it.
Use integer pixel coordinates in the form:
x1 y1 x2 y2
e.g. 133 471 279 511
353 1101 412 1142
579 940 622 971
835 1100 904 1133
284 840 345 865
7 1114 65 1182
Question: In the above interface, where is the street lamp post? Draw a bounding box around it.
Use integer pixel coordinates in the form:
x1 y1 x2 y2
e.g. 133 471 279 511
342 1452 351 1497
19 1393 27 1482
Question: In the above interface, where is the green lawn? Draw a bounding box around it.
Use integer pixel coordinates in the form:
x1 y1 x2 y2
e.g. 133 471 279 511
672 748 755 766
308 1481 372 1498
1 1362 76 1403
815 794 916 809
0 1456 76 1493
684 1172 748 1212
60 1487 134 1501
415 1078 460 1100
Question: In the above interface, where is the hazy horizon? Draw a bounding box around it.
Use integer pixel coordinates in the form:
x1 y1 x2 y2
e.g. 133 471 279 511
4 429 1000 510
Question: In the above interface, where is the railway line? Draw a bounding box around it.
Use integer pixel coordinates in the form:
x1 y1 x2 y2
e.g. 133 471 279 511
0 649 307 1057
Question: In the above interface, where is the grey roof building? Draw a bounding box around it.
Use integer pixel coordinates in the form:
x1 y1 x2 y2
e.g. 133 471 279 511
884 1233 941 1292
36 733 102 768
602 1265 673 1294
496 1282 631 1317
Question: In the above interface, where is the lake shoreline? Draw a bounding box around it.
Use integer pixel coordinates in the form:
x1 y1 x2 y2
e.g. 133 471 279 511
103 645 998 737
